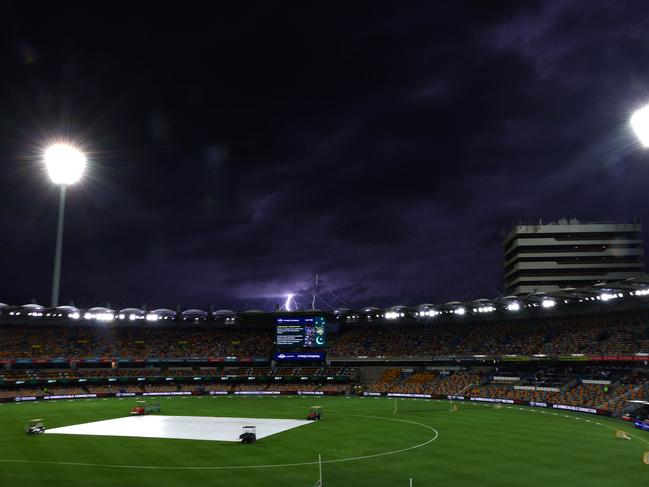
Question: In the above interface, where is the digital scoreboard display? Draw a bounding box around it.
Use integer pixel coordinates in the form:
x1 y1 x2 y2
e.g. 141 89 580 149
276 316 326 347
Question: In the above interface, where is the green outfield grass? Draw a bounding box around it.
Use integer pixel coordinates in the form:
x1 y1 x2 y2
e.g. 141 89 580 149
0 395 647 486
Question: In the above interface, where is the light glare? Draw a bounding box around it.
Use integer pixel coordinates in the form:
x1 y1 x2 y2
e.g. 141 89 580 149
44 143 87 185
631 104 649 147
541 299 556 308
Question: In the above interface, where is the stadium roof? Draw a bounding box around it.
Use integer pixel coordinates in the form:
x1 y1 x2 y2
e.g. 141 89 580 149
2 275 649 324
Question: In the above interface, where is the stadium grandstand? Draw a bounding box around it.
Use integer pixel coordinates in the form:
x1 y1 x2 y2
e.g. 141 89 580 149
1 276 649 423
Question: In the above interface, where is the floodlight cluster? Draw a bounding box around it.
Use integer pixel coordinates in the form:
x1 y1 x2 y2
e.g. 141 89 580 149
84 311 115 322
116 313 145 321
3 276 649 324
473 305 495 313
600 292 621 302
541 299 556 308
418 310 440 317
385 311 405 320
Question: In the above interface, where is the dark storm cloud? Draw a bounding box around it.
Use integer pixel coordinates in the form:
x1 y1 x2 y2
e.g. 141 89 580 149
1 1 649 309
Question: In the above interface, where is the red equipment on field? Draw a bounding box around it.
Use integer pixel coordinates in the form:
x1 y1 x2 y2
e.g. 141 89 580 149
307 406 322 421
129 400 161 415
130 405 146 415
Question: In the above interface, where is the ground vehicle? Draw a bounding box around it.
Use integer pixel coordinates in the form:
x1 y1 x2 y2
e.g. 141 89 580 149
129 400 161 415
25 419 45 435
307 406 322 420
239 425 256 443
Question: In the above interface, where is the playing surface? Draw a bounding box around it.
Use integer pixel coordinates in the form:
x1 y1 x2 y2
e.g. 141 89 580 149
46 415 312 442
0 396 647 486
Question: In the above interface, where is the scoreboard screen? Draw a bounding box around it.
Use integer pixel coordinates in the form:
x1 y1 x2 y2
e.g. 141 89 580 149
276 316 326 347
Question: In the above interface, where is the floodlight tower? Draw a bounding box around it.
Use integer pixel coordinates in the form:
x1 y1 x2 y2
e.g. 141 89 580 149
44 143 86 307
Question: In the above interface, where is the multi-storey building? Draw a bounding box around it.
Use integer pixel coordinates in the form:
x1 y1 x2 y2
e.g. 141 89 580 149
503 219 644 295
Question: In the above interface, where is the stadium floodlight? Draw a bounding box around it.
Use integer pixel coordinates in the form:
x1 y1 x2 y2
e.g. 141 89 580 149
507 302 521 312
631 104 649 147
419 309 438 318
541 299 556 308
44 143 86 185
475 306 495 313
44 142 87 308
455 307 466 315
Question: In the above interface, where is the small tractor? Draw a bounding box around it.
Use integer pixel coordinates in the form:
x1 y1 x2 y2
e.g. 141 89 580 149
307 406 322 421
130 400 161 415
26 419 46 435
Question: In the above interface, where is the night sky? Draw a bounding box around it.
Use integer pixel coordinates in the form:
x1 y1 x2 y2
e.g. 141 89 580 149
2 1 649 311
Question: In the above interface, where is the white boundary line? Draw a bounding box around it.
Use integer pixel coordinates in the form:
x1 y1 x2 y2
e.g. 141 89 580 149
599 423 649 446
0 415 439 470
494 400 649 447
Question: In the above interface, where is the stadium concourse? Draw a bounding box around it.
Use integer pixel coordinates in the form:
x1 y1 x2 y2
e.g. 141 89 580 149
1 282 649 425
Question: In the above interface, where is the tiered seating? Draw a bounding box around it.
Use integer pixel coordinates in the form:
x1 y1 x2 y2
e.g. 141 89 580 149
0 325 274 358
0 386 89 397
204 384 232 393
142 385 180 393
2 309 648 359
267 384 319 392
469 385 515 399
330 310 649 357
468 376 649 413
121 385 145 393
560 384 608 409
390 371 439 394
319 384 348 393
0 388 44 398
86 385 122 394
233 384 268 392
433 372 483 396
377 369 401 383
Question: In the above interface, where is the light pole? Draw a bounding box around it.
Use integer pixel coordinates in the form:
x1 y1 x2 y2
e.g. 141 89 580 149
631 103 649 147
44 143 86 307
